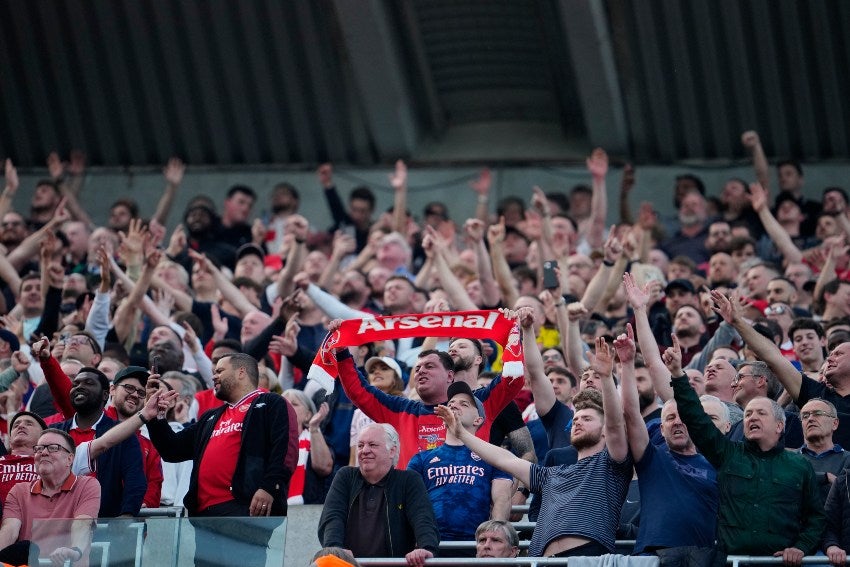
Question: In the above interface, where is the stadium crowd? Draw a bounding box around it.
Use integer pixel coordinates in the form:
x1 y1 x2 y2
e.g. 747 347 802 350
0 128 849 566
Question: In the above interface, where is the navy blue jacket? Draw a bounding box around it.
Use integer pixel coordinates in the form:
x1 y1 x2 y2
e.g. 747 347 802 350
57 414 147 517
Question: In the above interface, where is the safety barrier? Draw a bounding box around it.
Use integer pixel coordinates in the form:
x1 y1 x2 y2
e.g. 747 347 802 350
356 557 849 566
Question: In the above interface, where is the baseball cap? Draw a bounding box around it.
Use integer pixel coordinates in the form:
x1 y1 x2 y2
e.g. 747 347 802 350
364 356 403 380
0 329 20 352
236 243 265 263
665 279 696 295
9 411 47 433
113 366 150 387
447 381 485 419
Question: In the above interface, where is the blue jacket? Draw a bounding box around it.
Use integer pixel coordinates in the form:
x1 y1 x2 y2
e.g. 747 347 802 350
57 414 147 517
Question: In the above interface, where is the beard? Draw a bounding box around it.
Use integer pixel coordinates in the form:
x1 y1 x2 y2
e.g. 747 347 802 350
639 392 656 412
339 289 366 307
452 356 474 373
674 326 698 339
570 428 602 451
678 212 702 227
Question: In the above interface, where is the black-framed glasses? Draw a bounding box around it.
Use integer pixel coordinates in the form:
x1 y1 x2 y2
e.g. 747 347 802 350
33 444 71 454
800 410 836 420
67 336 96 349
731 373 757 387
119 383 146 398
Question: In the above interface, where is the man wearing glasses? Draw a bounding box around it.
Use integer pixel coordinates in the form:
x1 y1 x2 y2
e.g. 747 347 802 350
796 399 850 503
726 361 803 448
0 429 99 566
104 367 163 508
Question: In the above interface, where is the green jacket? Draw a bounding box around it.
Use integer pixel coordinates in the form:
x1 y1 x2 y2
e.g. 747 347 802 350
672 374 825 555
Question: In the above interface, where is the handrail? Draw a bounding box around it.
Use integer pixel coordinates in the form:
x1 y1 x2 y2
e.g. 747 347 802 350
356 555 849 566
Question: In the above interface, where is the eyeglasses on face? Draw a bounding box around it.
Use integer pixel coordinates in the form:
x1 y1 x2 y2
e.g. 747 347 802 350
800 409 836 420
731 373 758 386
542 354 563 362
66 336 95 349
33 444 71 454
119 383 147 398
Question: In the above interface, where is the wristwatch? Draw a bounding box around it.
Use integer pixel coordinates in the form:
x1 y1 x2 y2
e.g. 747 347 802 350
70 546 83 562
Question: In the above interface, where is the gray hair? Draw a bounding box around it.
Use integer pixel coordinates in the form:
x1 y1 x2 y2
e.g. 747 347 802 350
745 396 786 425
739 360 781 400
161 371 199 398
700 394 731 424
802 397 838 417
282 389 316 416
475 519 519 549
362 422 401 466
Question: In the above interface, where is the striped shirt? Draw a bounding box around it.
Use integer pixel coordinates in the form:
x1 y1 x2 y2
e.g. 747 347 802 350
528 448 632 556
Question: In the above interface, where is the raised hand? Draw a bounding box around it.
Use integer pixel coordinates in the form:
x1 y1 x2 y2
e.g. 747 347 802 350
40 230 58 265
389 159 407 191
623 272 650 310
163 157 185 186
613 324 636 363
287 215 309 243
11 351 29 373
709 289 740 325
603 226 623 263
68 150 86 176
4 159 19 194
486 216 506 246
148 218 167 248
331 230 356 258
210 304 228 339
463 218 485 243
741 130 760 149
515 305 536 329
637 201 658 230
566 302 588 322
97 246 112 292
166 225 187 257
118 218 147 265
251 218 267 245
662 334 683 377
434 404 463 438
181 321 200 354
586 148 609 180
308 402 330 431
46 151 65 180
587 336 614 378
422 297 450 313
32 337 51 360
748 182 768 213
469 168 491 196
317 163 334 189
531 186 550 217
280 290 303 321
153 289 175 318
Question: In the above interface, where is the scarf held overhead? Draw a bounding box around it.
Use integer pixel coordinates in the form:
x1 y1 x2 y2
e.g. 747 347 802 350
307 310 524 393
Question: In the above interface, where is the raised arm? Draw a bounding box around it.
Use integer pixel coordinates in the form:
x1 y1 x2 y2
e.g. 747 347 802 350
711 289 802 399
469 168 492 225
426 227 477 311
435 404 530 487
616 325 649 462
0 159 18 221
487 218 519 308
748 182 803 265
521 304 556 417
151 157 185 226
464 219 501 306
317 231 356 291
7 200 70 271
565 302 589 376
277 215 308 299
624 272 673 401
580 229 619 314
191 250 259 317
112 250 161 344
307 403 334 477
581 148 609 250
592 336 628 461
741 131 771 192
389 160 408 235
618 164 635 225
88 388 177 461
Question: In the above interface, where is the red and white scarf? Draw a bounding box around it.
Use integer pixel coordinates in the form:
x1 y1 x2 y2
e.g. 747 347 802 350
307 310 524 392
